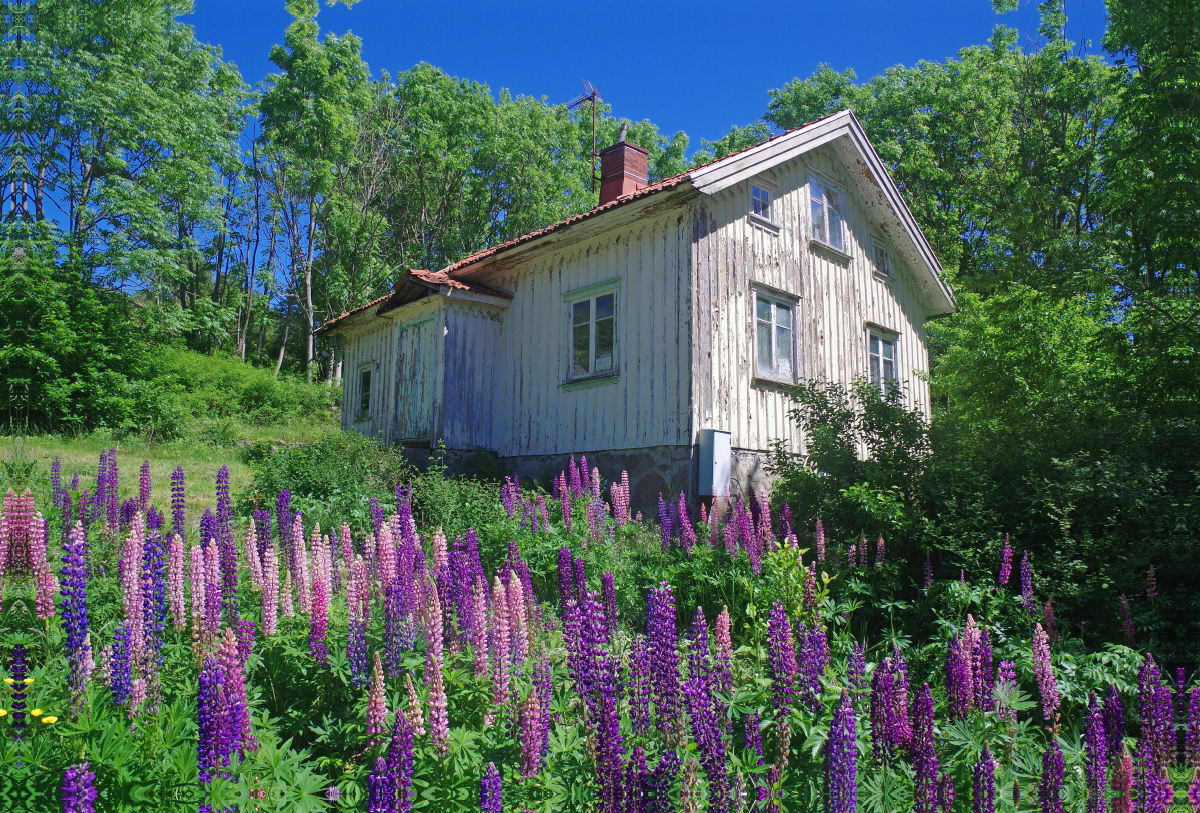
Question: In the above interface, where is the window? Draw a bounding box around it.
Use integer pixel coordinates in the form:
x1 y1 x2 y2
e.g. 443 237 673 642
571 291 616 378
809 177 846 252
756 294 794 380
868 333 896 388
872 240 892 278
751 184 772 221
358 368 372 419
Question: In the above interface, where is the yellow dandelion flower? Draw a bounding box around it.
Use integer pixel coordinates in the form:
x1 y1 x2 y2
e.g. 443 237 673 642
30 708 42 717
42 716 58 724
3 678 12 685
23 678 33 684
0 709 7 717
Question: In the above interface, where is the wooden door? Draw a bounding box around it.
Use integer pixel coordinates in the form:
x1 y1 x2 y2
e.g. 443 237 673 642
396 317 437 441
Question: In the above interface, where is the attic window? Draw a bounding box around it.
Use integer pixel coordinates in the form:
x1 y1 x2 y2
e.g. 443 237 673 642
751 185 772 221
872 240 892 278
809 177 846 252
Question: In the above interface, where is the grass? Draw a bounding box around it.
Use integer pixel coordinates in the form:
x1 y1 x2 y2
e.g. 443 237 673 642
3 421 339 527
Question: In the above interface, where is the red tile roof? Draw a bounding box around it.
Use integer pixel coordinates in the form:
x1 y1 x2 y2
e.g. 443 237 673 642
319 292 391 333
403 268 512 298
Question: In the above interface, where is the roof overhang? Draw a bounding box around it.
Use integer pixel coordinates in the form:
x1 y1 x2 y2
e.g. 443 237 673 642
319 269 512 336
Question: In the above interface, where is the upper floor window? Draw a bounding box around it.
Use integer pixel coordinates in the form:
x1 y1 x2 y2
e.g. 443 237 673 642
358 368 372 420
809 177 846 252
868 332 896 388
872 240 892 278
756 294 794 380
751 184 773 221
571 291 616 378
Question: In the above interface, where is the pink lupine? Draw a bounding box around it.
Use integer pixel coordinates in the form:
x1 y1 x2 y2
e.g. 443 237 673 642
487 575 511 724
204 542 221 644
167 534 186 632
120 515 145 658
262 545 279 636
424 581 449 753
611 471 631 527
129 676 146 719
244 523 263 591
367 652 389 747
219 626 256 751
378 522 397 588
1032 623 1060 723
189 545 206 651
431 527 448 576
558 473 572 534
350 557 370 625
678 492 696 555
519 688 544 777
508 574 528 666
310 577 329 665
281 570 296 618
815 518 826 562
30 512 57 619
592 466 601 499
406 673 427 737
472 579 490 679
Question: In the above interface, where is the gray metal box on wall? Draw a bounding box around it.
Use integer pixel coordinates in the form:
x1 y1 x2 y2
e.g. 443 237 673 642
698 428 731 496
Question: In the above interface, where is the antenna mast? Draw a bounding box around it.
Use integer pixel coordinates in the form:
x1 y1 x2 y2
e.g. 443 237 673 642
566 79 603 192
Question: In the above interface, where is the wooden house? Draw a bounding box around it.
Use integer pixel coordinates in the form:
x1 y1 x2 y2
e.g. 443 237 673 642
319 111 955 510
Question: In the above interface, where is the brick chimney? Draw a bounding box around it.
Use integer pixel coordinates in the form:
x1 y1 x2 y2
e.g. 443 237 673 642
598 124 649 205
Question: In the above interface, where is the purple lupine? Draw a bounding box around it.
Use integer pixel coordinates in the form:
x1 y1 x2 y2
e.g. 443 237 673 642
367 757 391 813
60 492 74 543
797 621 828 711
645 751 680 813
946 634 972 719
61 523 90 702
119 498 138 529
678 492 696 555
973 746 995 813
684 607 728 813
557 546 574 613
998 534 1013 586
646 582 682 727
629 634 653 736
1132 741 1171 813
824 690 857 813
815 517 826 561
1020 552 1035 612
1186 685 1200 768
802 564 818 615
602 570 617 634
61 762 98 813
1032 623 1059 722
1084 695 1107 813
924 552 934 590
766 602 799 713
110 623 132 708
658 493 673 553
138 460 150 511
197 656 224 783
1104 685 1126 760
275 489 292 563
1138 655 1174 771
105 449 119 529
252 509 272 559
8 645 28 739
50 456 64 507
1043 598 1058 642
587 592 625 813
913 683 939 813
974 628 995 712
170 465 186 543
389 709 416 813
847 641 866 691
142 529 168 662
937 773 956 813
1040 740 1066 813
481 762 502 813
870 658 905 764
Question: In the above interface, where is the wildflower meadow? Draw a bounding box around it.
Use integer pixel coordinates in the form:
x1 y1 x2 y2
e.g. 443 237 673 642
1 451 1198 813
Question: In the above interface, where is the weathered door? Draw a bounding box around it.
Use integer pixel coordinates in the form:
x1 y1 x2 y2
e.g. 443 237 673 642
396 317 437 441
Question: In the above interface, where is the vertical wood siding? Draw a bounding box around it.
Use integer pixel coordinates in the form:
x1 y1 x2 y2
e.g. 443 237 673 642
691 145 934 455
337 316 400 444
438 302 504 449
474 211 693 457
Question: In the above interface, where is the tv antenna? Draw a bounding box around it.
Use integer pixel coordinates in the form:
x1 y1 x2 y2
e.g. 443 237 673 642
567 79 603 192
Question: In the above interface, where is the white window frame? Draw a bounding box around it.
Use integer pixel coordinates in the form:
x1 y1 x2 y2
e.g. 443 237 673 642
564 281 619 382
357 364 373 421
749 181 776 227
753 287 798 383
871 238 893 279
867 328 898 389
807 174 848 254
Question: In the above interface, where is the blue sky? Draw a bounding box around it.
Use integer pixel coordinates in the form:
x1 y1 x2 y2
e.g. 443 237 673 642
187 0 1108 152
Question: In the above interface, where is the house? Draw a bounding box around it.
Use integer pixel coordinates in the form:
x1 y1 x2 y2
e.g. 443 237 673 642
318 110 955 511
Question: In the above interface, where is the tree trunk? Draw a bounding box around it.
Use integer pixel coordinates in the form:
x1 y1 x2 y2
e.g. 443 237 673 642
275 303 291 376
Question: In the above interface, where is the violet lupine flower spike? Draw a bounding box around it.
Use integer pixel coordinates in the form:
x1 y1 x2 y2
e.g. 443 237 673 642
1187 685 1200 768
912 683 939 813
1020 552 1035 611
998 534 1013 587
1084 695 1107 813
824 690 857 813
1104 685 1126 761
766 602 799 714
683 607 728 813
1039 740 1066 813
646 582 683 729
61 762 98 813
1032 623 1059 724
973 746 995 813
481 762 502 813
